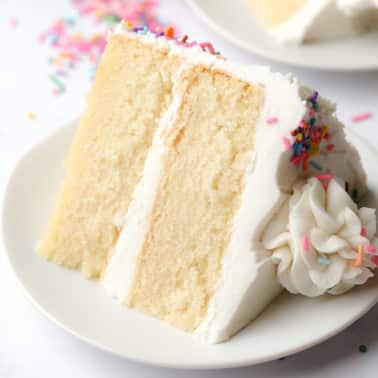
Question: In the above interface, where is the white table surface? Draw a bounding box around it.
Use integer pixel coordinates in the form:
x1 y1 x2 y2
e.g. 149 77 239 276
1 1 377 377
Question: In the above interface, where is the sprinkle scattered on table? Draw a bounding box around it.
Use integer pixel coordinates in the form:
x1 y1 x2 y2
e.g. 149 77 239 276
359 344 368 353
26 112 36 120
8 17 18 28
351 112 372 123
49 74 66 95
39 0 174 95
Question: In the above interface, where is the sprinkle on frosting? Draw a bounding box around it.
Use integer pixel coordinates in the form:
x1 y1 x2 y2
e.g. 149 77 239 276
199 42 216 55
267 116 278 125
263 178 377 297
309 160 323 171
315 173 333 190
318 256 331 265
164 26 175 39
351 112 372 123
26 112 36 120
371 256 378 266
282 136 292 151
289 91 329 171
302 234 309 252
366 245 377 254
316 173 334 181
351 244 364 267
122 22 219 56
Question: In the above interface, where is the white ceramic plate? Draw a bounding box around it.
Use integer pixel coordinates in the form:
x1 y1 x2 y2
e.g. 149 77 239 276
2 119 378 369
187 0 378 70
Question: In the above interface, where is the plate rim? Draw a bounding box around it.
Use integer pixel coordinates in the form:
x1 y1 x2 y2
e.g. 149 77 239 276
186 0 378 71
2 121 378 370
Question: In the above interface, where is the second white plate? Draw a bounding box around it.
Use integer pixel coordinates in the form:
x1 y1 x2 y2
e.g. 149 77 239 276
187 0 378 70
2 120 378 369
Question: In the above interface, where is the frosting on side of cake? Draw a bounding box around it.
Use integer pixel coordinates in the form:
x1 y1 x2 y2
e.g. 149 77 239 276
262 177 377 296
193 82 366 343
103 25 367 343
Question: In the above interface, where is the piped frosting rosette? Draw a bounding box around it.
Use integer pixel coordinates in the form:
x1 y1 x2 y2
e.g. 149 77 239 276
262 177 378 296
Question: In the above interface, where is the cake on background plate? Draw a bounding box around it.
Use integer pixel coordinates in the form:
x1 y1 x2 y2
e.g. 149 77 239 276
38 22 378 343
248 0 378 44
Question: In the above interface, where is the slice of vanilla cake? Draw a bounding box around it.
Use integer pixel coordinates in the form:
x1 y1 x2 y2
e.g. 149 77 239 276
103 57 366 342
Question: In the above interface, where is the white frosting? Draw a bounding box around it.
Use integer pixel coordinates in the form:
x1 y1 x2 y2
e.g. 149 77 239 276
103 93 181 300
103 26 367 343
270 0 378 44
262 178 377 296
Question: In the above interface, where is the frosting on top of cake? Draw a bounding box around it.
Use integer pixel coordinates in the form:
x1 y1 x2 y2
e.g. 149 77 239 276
262 177 377 296
112 21 221 60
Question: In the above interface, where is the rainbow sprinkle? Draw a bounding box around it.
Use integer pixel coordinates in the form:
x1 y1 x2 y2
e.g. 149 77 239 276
351 244 364 267
318 256 331 265
351 112 372 123
164 26 175 39
282 136 292 151
289 91 329 171
326 143 335 152
371 256 378 266
366 245 376 254
40 1 220 95
123 23 219 55
40 0 174 95
200 42 216 55
302 234 309 252
267 116 278 125
316 173 334 181
49 75 65 94
309 160 323 171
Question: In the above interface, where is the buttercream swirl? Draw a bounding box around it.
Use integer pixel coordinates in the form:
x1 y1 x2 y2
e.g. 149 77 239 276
262 177 377 296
